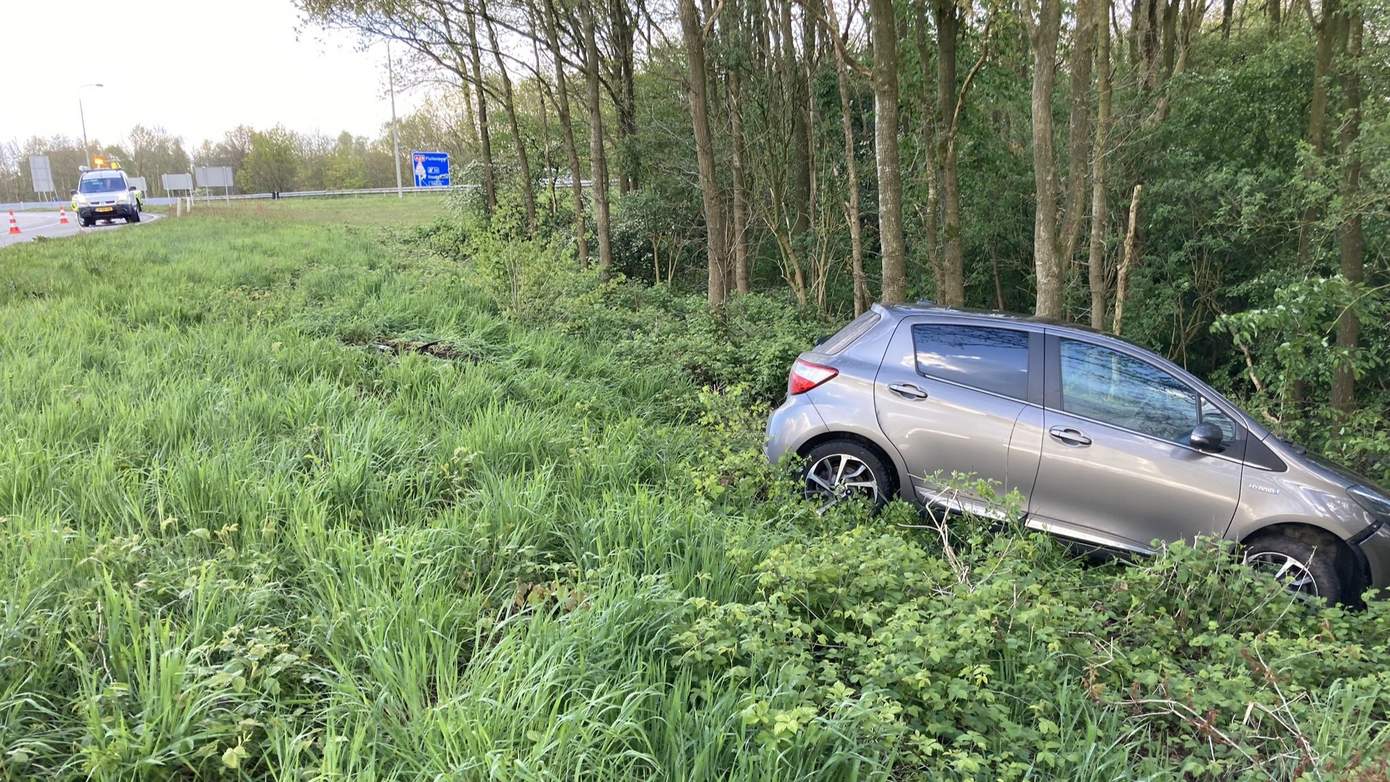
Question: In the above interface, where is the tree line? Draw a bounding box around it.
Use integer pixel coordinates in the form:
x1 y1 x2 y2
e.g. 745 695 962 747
298 0 1385 428
0 103 470 201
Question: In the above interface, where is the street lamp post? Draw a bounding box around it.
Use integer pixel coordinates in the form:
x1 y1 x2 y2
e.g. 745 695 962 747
78 83 104 168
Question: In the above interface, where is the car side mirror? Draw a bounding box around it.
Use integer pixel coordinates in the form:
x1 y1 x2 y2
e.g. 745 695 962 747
69 189 77 196
128 186 137 191
1189 421 1225 452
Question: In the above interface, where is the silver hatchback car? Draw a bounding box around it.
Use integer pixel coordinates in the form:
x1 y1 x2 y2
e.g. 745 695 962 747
765 303 1390 604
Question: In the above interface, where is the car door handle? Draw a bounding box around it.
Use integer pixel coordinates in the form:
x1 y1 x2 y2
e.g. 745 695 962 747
1049 426 1092 447
888 383 929 400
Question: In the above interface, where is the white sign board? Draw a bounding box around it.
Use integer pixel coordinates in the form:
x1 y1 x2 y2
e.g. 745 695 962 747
127 176 148 193
195 166 234 189
162 173 194 192
29 155 54 193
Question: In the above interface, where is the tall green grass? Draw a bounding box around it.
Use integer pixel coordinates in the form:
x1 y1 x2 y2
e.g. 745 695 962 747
0 200 797 780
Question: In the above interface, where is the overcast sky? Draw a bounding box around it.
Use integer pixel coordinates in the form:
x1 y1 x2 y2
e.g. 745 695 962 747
2 0 421 148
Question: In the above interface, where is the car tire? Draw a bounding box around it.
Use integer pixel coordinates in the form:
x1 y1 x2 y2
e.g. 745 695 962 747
802 440 894 512
79 215 93 227
127 207 141 224
1243 532 1345 603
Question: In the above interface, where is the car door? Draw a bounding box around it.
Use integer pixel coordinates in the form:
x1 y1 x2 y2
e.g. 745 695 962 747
873 320 1044 518
1027 334 1244 552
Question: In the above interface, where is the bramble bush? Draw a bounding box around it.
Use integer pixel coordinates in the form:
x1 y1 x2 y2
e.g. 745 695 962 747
420 203 1390 778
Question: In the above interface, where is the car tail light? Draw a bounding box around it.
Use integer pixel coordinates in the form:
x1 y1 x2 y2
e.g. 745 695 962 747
789 358 838 395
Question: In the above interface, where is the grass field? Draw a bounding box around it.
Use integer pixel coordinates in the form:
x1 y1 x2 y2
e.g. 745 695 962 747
4 197 1390 780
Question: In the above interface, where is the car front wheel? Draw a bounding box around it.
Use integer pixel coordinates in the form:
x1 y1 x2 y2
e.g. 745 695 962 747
802 440 892 513
127 207 141 224
1243 532 1344 603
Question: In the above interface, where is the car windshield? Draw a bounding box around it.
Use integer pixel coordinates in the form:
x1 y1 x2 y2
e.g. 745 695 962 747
79 176 126 194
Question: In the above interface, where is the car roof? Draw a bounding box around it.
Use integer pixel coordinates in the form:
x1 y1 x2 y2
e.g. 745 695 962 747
876 301 1106 337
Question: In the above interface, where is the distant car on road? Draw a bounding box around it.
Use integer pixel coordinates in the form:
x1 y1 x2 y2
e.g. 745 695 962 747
765 302 1390 604
71 166 142 226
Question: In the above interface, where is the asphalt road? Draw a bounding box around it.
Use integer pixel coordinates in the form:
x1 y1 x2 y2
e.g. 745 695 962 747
0 208 160 249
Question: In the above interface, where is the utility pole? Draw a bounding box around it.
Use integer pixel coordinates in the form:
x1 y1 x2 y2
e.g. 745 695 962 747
78 83 104 168
388 41 403 197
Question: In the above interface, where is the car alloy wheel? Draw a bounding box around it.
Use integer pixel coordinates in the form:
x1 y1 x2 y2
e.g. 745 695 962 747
1244 550 1319 597
804 452 880 512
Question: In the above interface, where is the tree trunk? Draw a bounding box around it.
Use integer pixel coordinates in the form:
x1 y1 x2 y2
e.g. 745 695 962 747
729 71 752 295
1297 0 1339 266
1161 0 1179 79
541 0 587 264
1332 10 1363 414
779 0 811 236
1023 0 1064 318
1060 0 1096 275
1113 184 1142 336
933 0 965 307
580 0 613 272
826 0 869 314
609 0 639 193
458 63 480 150
1088 0 1113 330
1221 0 1235 38
802 0 821 245
870 0 908 303
533 36 557 218
911 6 945 300
481 0 536 230
464 4 497 213
678 0 728 307
1134 0 1161 90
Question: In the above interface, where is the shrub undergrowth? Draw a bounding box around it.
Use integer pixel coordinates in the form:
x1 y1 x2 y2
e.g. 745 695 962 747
1 199 1388 780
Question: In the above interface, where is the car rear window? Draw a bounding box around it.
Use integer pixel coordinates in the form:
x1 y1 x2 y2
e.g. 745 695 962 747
912 324 1030 399
817 311 881 355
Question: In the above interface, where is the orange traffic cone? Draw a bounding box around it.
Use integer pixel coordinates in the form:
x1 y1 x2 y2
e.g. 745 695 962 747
6 211 18 235
58 208 69 225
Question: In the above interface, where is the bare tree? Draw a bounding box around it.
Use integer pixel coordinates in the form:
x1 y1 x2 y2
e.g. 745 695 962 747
580 0 614 271
870 0 908 303
481 0 536 229
1113 184 1142 336
538 0 588 263
780 0 812 235
730 75 752 294
1060 0 1096 272
464 2 499 213
931 0 992 307
678 0 728 306
1021 0 1064 318
824 0 870 313
1333 9 1364 412
1296 0 1341 265
1088 0 1113 329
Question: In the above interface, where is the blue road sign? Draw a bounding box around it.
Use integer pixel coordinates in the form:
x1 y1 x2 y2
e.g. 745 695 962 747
411 151 450 188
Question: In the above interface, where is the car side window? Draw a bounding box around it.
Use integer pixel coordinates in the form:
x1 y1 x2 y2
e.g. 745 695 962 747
912 324 1030 399
1058 339 1199 443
